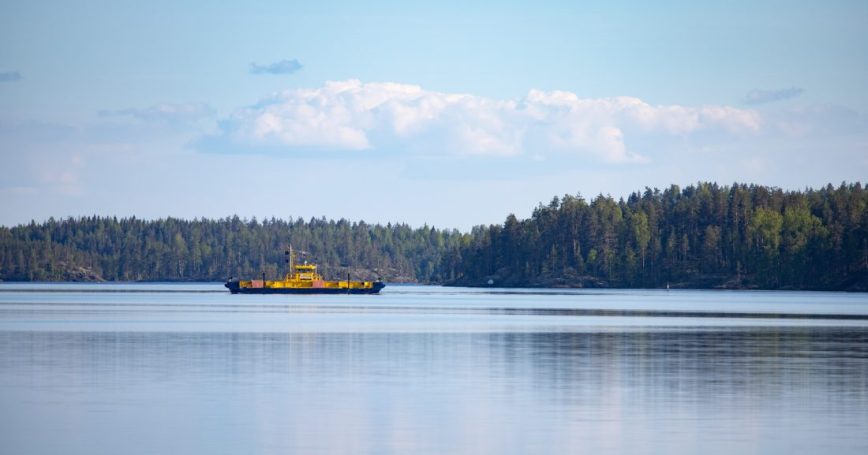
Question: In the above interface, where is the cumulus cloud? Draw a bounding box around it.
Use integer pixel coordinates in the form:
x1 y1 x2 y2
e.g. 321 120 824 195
744 87 804 105
0 71 21 82
99 103 215 124
249 59 303 75
205 80 761 163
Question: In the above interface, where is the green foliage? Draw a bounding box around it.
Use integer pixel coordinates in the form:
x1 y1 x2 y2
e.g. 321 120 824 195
2 182 866 290
0 216 466 283
448 182 868 291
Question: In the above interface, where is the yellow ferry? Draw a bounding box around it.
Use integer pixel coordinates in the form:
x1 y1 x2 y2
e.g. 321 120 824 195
225 247 385 294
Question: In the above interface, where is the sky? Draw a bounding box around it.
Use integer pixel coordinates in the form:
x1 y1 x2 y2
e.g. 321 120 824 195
1 0 866 230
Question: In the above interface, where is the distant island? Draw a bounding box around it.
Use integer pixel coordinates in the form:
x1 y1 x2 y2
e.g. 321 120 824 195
1 182 866 291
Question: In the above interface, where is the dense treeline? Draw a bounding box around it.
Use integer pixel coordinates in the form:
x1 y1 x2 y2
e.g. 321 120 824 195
2 182 867 290
0 216 463 283
445 182 868 291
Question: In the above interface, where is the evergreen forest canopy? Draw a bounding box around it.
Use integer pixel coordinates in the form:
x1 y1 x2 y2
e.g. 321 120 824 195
0 217 460 283
1 182 866 291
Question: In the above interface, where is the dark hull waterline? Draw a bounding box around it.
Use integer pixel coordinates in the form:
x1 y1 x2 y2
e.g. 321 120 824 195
225 280 385 295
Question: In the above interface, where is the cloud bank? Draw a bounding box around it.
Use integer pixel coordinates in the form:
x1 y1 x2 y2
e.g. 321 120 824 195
0 71 21 82
99 103 215 124
744 87 804 105
207 80 761 163
249 59 303 75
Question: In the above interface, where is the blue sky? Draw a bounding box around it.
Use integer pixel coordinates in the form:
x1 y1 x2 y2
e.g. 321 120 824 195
1 0 866 229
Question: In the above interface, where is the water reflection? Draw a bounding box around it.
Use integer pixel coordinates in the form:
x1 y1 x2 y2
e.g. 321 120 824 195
2 328 867 454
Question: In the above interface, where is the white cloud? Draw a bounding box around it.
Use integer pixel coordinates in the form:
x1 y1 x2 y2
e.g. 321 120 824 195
207 80 761 163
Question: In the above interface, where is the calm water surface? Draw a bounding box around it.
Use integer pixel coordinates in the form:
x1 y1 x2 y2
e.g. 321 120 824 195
1 284 867 454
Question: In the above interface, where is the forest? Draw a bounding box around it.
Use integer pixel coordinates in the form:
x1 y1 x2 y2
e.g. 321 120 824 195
0 216 463 283
447 182 868 291
1 182 866 291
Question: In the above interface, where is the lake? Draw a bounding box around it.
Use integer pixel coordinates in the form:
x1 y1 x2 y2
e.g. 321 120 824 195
1 284 867 454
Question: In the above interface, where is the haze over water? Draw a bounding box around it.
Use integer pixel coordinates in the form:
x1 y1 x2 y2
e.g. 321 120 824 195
1 284 867 454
